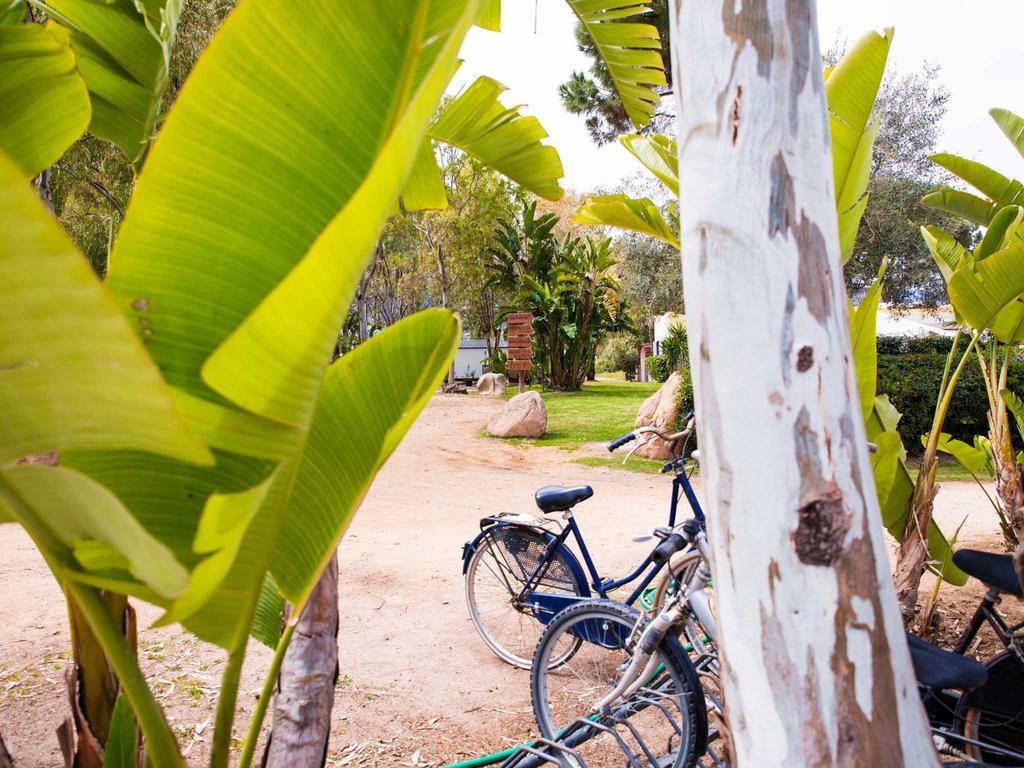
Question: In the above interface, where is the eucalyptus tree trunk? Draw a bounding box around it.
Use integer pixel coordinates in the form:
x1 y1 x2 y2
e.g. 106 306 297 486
262 553 338 768
672 1 937 765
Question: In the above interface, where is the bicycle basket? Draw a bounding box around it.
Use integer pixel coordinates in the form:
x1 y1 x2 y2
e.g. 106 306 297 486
487 525 576 591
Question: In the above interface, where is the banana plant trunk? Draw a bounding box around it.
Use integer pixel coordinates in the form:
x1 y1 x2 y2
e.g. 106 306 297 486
63 591 136 768
672 1 937 764
0 731 13 768
262 552 338 768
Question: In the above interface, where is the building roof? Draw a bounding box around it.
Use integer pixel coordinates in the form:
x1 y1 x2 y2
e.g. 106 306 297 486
458 338 507 350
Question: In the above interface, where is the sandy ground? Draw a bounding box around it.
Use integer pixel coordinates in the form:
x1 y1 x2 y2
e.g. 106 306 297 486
0 393 1018 766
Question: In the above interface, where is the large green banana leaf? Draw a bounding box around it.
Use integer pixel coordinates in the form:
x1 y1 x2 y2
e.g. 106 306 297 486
34 0 183 169
850 261 885 420
404 75 564 210
565 0 665 129
866 397 966 585
0 0 24 23
921 187 999 227
992 108 1024 160
921 224 968 284
478 0 665 129
947 242 1024 343
0 149 208 466
928 153 1024 213
70 0 478 654
0 23 90 175
976 205 1024 261
574 193 678 248
922 110 1024 228
825 28 891 264
620 134 677 196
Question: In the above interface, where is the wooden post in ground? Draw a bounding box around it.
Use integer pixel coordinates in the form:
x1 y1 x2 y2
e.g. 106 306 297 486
506 312 534 394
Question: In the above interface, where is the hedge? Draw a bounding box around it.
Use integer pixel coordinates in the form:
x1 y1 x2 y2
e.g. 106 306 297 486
875 334 956 356
877 354 1024 452
660 353 1021 455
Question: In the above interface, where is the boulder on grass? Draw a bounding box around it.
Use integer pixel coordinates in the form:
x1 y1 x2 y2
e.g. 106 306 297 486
488 391 546 438
634 372 682 459
476 372 508 396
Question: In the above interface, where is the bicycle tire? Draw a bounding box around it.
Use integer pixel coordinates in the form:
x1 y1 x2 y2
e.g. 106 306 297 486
957 650 1024 765
465 525 585 669
531 599 705 768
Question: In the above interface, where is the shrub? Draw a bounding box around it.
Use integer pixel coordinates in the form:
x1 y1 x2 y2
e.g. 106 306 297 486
661 323 689 369
646 353 670 383
597 334 640 375
673 366 694 431
875 334 955 356
877 354 1024 452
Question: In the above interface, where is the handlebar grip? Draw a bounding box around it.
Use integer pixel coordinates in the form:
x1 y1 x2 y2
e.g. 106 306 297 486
651 532 688 565
607 432 636 452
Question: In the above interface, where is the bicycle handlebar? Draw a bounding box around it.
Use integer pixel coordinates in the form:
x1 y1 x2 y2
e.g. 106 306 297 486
651 532 687 565
607 432 636 452
607 417 696 454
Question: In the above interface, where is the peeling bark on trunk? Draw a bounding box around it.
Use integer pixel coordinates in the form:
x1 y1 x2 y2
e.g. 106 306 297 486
671 1 937 764
262 553 338 768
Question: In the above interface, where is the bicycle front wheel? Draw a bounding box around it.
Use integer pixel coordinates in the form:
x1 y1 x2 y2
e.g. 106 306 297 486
465 525 584 669
531 600 704 768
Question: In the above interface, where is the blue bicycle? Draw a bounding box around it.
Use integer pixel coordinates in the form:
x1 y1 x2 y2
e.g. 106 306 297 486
462 418 704 668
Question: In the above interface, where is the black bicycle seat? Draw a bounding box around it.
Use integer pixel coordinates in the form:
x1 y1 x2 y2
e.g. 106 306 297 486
534 485 593 513
907 633 987 691
952 549 1023 597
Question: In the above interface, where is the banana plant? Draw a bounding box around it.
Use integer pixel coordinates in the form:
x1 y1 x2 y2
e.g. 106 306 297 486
849 262 965 591
30 0 184 170
922 112 1024 555
574 28 893 264
0 3 566 768
890 215 1024 620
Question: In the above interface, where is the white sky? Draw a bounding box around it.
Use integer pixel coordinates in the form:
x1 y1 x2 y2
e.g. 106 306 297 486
451 0 1024 193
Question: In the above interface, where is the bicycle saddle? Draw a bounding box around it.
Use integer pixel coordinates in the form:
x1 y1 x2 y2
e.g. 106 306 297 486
952 549 1023 597
534 485 593 513
907 633 987 691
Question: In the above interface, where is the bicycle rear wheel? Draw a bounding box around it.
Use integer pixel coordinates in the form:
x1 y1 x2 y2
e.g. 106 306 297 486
466 525 584 669
531 600 704 768
957 650 1024 765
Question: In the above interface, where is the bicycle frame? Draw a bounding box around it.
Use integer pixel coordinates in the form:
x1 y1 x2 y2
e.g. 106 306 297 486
953 589 1024 661
518 470 705 608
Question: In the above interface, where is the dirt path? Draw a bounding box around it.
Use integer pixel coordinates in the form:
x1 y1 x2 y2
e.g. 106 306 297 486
0 394 1016 766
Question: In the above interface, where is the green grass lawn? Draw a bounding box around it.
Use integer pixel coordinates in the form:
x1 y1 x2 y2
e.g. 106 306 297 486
572 455 667 474
500 379 659 450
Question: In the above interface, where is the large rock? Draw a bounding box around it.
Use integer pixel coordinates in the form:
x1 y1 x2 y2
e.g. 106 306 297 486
476 372 508 396
488 391 547 438
633 372 682 459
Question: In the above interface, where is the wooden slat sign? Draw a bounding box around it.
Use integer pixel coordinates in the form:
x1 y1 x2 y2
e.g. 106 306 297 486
506 312 534 388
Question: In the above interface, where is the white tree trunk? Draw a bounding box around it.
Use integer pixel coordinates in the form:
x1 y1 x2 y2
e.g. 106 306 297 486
671 2 937 765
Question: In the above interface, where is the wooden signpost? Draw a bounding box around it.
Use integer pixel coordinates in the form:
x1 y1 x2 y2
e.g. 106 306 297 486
505 312 534 393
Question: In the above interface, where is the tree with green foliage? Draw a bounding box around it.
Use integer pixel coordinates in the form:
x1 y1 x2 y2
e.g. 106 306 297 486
487 202 632 390
838 60 977 305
